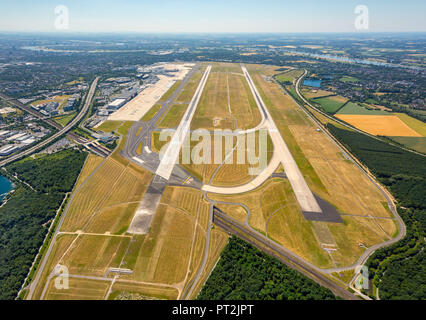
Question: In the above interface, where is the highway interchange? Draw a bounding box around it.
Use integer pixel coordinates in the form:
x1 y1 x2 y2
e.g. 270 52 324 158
0 77 110 168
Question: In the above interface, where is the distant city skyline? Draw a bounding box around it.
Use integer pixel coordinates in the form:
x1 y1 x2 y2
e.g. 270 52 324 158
0 0 425 33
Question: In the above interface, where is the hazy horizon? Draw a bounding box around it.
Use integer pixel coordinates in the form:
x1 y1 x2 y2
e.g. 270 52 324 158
1 0 425 33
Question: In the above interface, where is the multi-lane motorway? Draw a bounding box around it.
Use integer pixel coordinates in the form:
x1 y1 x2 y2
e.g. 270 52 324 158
0 77 102 166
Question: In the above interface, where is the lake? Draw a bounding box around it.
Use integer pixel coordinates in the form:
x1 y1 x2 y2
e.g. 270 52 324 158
303 79 322 88
0 176 13 201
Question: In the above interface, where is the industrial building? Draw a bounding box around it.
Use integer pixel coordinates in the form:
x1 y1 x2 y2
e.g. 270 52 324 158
107 98 126 111
0 144 22 156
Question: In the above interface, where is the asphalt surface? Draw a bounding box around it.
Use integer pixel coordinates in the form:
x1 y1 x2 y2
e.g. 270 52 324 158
156 65 212 180
289 70 407 274
0 77 99 166
123 65 206 234
212 207 361 300
203 66 322 214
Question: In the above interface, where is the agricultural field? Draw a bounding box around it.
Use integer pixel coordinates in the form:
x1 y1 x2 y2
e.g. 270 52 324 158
395 113 426 136
335 115 422 137
336 102 391 115
275 69 304 84
313 95 348 113
301 88 334 99
389 136 426 154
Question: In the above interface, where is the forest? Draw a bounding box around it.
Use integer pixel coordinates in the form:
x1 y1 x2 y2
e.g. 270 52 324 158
326 124 425 300
197 237 337 300
0 148 87 300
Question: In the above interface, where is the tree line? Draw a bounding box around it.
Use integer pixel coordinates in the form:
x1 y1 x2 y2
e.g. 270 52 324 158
0 148 87 300
326 124 425 300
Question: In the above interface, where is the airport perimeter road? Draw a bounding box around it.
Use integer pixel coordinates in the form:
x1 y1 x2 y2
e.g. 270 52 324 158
0 77 99 167
26 153 109 300
155 65 212 180
291 71 407 274
212 208 361 300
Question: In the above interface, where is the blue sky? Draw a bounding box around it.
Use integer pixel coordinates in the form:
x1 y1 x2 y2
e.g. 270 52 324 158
0 0 425 33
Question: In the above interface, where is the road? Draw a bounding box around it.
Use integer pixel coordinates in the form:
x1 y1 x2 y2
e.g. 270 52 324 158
294 70 425 158
212 207 361 300
26 152 109 300
0 77 99 167
288 70 406 273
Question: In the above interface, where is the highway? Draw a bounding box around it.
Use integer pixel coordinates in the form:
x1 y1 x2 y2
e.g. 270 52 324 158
0 77 100 166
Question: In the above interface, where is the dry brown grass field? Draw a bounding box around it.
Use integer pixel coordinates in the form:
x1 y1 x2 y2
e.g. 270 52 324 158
110 281 179 300
239 64 398 268
74 154 104 189
191 71 234 130
118 187 210 291
208 178 333 268
176 70 203 103
302 88 334 99
215 203 247 224
61 157 151 232
45 278 111 300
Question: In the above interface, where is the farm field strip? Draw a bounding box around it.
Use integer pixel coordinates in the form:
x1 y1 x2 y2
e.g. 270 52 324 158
335 114 422 137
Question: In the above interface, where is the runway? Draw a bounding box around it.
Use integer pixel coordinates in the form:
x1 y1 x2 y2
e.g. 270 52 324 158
155 65 212 180
203 66 322 215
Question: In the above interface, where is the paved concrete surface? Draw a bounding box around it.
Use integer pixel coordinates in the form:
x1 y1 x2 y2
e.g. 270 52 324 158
156 65 212 180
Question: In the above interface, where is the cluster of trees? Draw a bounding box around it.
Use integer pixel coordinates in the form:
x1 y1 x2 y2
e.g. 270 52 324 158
0 148 87 300
326 124 425 300
197 237 337 300
7 148 86 193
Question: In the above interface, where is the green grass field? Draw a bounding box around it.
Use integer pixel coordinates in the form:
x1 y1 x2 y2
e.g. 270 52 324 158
313 96 348 113
53 112 77 126
159 81 182 102
141 104 161 122
157 104 188 128
395 113 426 136
389 136 426 154
336 102 391 115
